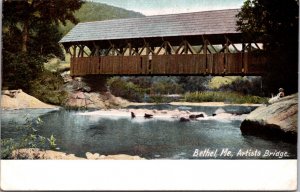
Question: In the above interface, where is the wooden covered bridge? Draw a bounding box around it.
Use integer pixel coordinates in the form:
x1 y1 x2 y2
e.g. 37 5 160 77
60 9 267 76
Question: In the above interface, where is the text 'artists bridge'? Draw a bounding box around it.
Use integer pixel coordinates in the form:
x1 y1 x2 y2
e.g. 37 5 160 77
60 9 267 76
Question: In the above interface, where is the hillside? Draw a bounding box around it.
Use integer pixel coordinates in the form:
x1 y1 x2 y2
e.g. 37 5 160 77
60 2 144 35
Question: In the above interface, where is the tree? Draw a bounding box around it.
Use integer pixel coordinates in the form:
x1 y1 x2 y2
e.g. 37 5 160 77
2 0 83 92
236 0 299 94
30 21 65 59
3 0 83 53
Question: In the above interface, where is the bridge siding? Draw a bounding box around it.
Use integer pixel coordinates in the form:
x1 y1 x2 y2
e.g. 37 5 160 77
70 53 266 76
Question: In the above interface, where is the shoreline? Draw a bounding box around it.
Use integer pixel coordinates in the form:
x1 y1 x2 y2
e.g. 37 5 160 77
1 101 263 110
10 148 145 160
127 102 263 107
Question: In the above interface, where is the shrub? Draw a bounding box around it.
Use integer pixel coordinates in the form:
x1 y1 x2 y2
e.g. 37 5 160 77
107 77 146 102
2 51 45 90
151 81 183 95
219 77 264 96
29 71 68 105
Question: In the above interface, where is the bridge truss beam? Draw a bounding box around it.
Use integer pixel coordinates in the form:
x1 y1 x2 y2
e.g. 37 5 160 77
61 34 266 76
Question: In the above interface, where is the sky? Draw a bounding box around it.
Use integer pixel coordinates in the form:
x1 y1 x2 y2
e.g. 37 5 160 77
90 0 245 15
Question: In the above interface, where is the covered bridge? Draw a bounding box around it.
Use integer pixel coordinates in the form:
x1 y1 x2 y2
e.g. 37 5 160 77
60 9 267 76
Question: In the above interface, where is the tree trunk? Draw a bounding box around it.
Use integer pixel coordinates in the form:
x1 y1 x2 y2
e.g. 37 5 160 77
21 20 29 53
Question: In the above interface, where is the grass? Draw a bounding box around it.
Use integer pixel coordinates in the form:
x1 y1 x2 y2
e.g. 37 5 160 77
184 91 268 104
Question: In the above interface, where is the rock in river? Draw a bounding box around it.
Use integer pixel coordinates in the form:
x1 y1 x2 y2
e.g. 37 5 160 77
240 93 297 143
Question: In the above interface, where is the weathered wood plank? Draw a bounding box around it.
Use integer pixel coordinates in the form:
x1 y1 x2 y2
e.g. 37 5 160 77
109 56 115 74
124 56 129 74
99 56 102 74
102 56 106 74
151 55 158 74
190 55 197 74
207 54 214 74
141 56 147 74
133 56 137 74
195 55 206 74
70 52 266 76
226 53 242 74
213 53 225 75
128 56 133 74
171 55 178 74
77 58 81 75
243 52 249 73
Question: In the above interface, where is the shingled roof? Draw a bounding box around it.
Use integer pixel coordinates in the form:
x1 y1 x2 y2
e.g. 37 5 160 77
60 9 240 43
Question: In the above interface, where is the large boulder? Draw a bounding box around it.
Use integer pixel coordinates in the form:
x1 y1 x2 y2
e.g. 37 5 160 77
240 93 297 143
1 89 57 109
65 91 129 109
63 76 128 109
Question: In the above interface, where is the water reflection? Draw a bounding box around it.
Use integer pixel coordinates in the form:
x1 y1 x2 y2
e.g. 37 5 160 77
1 106 297 159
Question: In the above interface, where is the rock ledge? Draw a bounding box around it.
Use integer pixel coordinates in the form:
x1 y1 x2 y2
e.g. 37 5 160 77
240 93 297 143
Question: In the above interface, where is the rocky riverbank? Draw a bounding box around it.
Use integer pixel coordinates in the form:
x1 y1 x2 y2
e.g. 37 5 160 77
11 148 144 160
1 90 58 110
62 74 129 109
240 93 298 143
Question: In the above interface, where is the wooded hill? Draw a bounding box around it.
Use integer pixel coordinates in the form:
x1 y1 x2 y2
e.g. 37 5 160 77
60 1 144 35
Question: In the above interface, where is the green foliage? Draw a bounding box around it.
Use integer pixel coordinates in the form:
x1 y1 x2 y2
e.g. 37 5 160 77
3 0 83 53
106 76 267 104
151 80 183 95
2 0 82 98
44 58 62 72
1 116 57 159
60 2 144 35
1 139 16 159
3 51 68 105
236 0 298 94
184 91 268 104
30 22 65 59
107 77 146 102
178 76 211 92
208 77 239 89
29 71 68 105
48 135 57 150
107 77 186 102
218 77 264 96
148 95 177 104
2 51 45 90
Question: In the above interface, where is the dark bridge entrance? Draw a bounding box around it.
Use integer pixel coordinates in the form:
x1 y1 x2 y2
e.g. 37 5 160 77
60 9 267 76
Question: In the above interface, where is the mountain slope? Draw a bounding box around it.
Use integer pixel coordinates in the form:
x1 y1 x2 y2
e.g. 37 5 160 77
60 2 144 35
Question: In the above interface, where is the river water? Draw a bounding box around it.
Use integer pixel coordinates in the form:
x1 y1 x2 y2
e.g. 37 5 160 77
1 105 297 159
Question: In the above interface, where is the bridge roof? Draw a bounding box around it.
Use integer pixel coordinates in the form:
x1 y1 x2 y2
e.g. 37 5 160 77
60 9 240 43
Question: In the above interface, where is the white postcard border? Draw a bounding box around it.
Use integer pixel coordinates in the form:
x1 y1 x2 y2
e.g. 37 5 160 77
0 160 297 191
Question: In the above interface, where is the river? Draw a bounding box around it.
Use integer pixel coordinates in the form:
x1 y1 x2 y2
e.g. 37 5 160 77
1 104 297 159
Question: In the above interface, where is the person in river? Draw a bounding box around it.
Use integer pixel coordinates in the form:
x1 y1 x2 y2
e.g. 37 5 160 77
131 112 136 119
